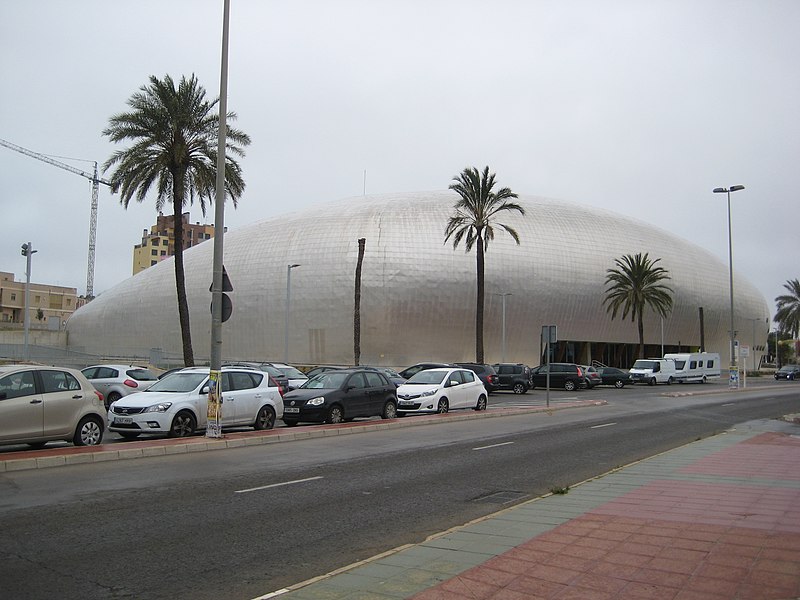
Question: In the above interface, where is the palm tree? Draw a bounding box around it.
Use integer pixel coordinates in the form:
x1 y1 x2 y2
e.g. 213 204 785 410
775 278 800 338
445 166 525 363
103 74 251 366
603 253 674 359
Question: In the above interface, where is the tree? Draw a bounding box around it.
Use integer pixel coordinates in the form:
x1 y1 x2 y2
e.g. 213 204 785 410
603 252 674 359
775 278 800 338
103 74 251 366
445 166 525 363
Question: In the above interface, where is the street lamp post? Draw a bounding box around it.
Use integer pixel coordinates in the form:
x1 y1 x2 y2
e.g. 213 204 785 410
713 185 745 388
21 241 37 361
284 264 300 362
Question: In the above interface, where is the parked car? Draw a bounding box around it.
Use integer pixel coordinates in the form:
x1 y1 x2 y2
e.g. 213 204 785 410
0 364 106 448
454 363 500 393
81 364 159 408
530 363 588 391
264 362 308 390
396 367 488 414
281 368 397 425
108 366 283 439
363 366 406 387
222 362 289 394
492 363 531 394
398 362 454 379
305 365 348 378
774 365 800 381
596 367 632 388
581 365 602 389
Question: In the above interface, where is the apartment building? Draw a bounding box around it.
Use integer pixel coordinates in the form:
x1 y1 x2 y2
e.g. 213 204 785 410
132 212 218 274
0 271 84 327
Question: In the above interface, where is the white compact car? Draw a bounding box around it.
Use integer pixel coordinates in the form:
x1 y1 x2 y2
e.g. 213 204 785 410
108 367 283 439
395 367 487 414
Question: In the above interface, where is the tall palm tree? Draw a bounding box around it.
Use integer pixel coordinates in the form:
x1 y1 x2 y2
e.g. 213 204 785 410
775 278 800 338
103 74 251 366
603 252 674 359
445 166 525 363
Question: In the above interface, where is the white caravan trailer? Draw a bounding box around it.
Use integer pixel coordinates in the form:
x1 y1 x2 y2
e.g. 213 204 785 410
629 358 678 385
664 352 721 383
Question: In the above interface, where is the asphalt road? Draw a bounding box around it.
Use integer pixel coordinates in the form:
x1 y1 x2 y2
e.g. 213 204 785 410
0 382 797 600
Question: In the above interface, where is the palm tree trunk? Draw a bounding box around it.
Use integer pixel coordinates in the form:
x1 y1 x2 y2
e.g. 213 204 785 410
476 232 485 363
637 313 645 359
172 190 194 367
354 238 365 366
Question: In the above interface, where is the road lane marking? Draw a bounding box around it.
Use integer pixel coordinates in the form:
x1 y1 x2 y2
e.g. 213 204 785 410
721 403 735 406
473 442 515 451
590 422 617 429
235 476 323 494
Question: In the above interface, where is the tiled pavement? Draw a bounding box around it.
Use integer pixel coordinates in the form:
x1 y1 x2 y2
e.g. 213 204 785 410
266 419 800 600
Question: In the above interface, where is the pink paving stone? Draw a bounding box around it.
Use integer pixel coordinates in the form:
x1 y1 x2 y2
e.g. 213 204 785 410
437 574 500 599
487 588 542 600
505 574 567 597
570 571 630 594
616 581 682 599
629 567 691 589
555 586 615 600
645 557 698 576
683 575 740 597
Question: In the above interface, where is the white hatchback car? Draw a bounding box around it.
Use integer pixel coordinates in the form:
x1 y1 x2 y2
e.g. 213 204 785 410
108 367 283 439
396 367 487 414
81 364 159 408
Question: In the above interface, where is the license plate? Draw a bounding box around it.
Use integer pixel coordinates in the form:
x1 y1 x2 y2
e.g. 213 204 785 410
114 417 133 425
284 407 300 414
399 400 414 406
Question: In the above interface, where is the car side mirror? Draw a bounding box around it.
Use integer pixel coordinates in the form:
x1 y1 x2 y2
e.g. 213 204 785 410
201 386 210 394
450 380 459 386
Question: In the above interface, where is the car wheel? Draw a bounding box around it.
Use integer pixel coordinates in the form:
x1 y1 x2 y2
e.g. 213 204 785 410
513 383 526 394
701 376 707 384
119 432 141 440
667 376 673 385
105 391 121 409
564 380 576 392
73 416 104 446
326 405 344 424
254 406 276 430
474 395 487 411
283 420 298 427
648 377 656 386
168 411 196 438
437 398 449 413
614 379 625 388
382 400 397 419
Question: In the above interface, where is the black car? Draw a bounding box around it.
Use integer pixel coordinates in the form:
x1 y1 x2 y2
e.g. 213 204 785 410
596 367 632 388
774 365 800 381
454 363 500 394
281 368 397 425
530 363 587 391
491 363 531 394
398 362 454 379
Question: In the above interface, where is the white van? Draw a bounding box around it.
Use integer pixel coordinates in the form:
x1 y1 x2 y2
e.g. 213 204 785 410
629 358 678 385
664 352 721 383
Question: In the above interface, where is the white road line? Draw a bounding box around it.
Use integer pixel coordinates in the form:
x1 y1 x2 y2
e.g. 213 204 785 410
473 441 515 451
721 403 735 406
235 476 323 494
590 422 617 429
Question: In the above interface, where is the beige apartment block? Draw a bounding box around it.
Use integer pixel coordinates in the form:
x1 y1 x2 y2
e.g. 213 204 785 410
132 212 218 275
0 271 84 328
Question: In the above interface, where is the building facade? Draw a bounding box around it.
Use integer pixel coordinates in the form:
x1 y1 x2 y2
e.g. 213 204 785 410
0 271 84 329
68 192 770 369
132 212 216 274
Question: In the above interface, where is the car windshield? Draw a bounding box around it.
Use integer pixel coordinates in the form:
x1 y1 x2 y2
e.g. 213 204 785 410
407 370 448 385
632 360 658 370
303 372 348 389
146 372 208 393
278 366 307 379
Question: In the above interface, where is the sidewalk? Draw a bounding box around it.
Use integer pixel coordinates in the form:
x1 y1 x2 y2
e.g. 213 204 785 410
266 417 800 600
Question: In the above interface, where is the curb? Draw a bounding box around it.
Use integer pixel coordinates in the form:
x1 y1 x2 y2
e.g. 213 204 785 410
0 400 607 473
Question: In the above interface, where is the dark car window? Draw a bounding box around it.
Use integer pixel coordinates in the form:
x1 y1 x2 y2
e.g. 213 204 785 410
0 371 37 399
347 373 368 389
364 372 386 388
126 368 158 381
462 370 476 383
97 367 119 379
228 371 261 390
306 372 349 389
40 370 81 393
81 367 98 379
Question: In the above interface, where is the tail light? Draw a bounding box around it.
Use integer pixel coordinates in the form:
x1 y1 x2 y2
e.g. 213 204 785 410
123 379 139 388
94 390 105 404
270 375 284 397
576 367 583 377
489 374 499 384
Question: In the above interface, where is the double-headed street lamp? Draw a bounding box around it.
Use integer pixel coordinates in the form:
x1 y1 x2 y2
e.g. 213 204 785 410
712 185 745 387
285 264 301 362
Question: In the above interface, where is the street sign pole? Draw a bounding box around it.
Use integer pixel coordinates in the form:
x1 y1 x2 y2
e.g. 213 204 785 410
542 325 557 409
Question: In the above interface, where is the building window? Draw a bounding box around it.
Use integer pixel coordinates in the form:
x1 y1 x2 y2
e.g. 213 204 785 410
151 260 157 266
163 239 169 246
66 299 71 306
151 249 158 256
160 251 167 256
34 295 41 302
10 293 15 301
151 239 159 246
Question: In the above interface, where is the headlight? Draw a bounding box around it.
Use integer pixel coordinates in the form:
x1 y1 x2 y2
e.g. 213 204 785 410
420 390 437 397
306 396 325 406
145 402 173 413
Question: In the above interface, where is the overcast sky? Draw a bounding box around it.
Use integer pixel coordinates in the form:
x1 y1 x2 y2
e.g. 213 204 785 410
1 0 797 322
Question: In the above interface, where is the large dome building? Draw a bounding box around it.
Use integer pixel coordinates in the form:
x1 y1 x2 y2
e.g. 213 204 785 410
66 191 769 369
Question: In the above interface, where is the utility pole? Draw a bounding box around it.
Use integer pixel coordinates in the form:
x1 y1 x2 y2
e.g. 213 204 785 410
21 242 37 360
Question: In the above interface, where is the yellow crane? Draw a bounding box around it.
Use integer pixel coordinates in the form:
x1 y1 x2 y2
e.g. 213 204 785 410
0 138 112 298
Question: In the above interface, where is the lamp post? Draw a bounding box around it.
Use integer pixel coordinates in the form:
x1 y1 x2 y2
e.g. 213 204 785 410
284 264 300 362
493 293 512 362
713 185 745 388
21 242 37 361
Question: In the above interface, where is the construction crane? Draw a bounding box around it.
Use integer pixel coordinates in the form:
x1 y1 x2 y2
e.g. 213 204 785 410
0 138 112 299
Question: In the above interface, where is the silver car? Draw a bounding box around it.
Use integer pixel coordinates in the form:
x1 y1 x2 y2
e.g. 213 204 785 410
0 364 107 448
81 364 158 408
